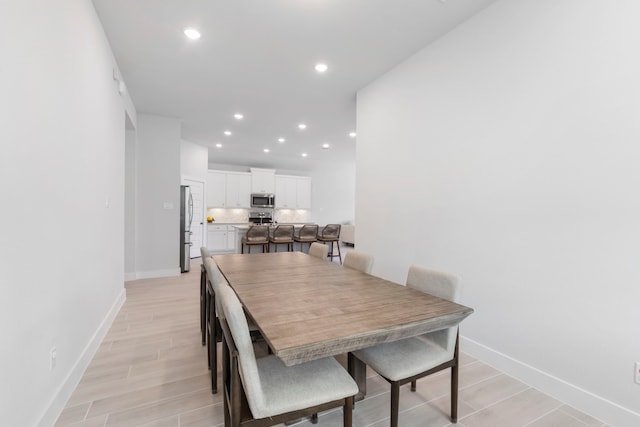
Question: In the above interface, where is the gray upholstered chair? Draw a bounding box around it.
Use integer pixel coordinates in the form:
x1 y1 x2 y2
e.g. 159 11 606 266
317 224 342 264
217 282 357 427
269 224 294 252
293 224 319 252
241 225 269 253
308 242 328 260
349 265 462 427
343 251 374 274
200 246 212 345
203 256 262 394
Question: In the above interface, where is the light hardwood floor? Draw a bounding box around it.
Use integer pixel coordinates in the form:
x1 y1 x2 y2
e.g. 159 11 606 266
55 250 608 427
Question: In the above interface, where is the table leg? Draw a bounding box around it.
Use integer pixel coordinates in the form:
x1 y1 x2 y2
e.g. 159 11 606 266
347 353 367 401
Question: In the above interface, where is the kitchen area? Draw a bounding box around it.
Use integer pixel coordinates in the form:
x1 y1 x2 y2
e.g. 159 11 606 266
204 167 315 254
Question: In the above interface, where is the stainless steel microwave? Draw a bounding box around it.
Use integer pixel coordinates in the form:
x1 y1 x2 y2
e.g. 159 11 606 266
251 193 275 208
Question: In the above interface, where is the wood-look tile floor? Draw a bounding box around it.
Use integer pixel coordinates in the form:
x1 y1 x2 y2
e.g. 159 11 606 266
55 251 609 427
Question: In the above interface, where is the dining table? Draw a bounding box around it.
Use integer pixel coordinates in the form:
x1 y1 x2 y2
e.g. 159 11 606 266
213 251 474 399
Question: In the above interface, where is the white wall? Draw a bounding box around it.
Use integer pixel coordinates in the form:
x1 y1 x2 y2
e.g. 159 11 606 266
310 159 356 225
0 0 130 425
135 115 182 278
124 125 137 278
356 0 640 425
181 140 208 182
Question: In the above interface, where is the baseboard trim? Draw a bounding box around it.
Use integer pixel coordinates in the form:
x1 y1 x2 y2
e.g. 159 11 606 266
124 271 136 281
37 288 126 427
134 268 181 280
461 336 640 426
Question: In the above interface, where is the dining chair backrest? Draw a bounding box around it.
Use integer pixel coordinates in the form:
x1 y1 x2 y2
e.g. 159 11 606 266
296 224 318 240
343 251 374 274
308 242 328 260
272 224 294 240
406 265 461 352
200 246 211 259
246 225 269 242
217 282 264 414
319 224 341 239
203 256 227 318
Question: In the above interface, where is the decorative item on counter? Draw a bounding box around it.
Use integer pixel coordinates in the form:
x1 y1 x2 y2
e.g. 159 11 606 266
207 216 214 223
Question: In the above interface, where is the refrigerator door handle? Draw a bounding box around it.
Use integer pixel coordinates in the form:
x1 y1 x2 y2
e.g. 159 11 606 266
188 191 194 228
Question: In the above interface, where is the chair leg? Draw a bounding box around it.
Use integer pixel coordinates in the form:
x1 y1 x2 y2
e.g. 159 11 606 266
209 292 217 394
390 383 400 427
200 270 206 346
336 240 342 264
311 413 318 424
411 380 417 392
451 362 459 422
344 396 353 427
206 320 210 370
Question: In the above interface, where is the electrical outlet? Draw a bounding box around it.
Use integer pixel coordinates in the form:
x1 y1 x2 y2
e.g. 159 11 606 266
635 362 640 384
50 347 57 370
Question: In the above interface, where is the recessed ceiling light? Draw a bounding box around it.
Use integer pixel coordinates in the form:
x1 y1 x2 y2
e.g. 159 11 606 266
234 113 243 120
321 143 330 149
349 131 357 138
315 63 328 73
301 153 308 157
298 123 307 130
215 143 223 148
263 148 270 153
183 28 201 40
224 130 232 136
277 138 286 143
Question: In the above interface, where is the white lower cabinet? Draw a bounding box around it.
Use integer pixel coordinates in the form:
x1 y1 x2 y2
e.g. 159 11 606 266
227 228 237 251
207 225 237 253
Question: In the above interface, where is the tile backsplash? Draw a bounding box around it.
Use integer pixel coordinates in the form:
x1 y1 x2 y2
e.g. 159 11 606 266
205 208 311 224
206 208 248 223
275 209 311 224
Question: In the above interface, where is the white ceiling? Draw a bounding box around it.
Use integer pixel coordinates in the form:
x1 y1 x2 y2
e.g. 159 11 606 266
93 0 497 171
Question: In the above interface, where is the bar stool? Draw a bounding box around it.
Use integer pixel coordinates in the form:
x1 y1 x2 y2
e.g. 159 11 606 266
293 224 319 253
317 224 342 264
241 225 269 253
269 224 294 252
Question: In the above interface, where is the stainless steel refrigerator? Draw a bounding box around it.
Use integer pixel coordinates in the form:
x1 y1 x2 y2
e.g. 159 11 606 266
180 185 193 273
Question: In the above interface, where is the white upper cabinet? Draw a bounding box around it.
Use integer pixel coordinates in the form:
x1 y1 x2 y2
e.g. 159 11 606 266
251 168 276 194
207 171 226 208
275 176 297 208
275 175 311 209
226 172 251 208
209 169 310 210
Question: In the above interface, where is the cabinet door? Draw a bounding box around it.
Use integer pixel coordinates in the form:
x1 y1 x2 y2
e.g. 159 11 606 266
275 176 297 208
226 173 251 208
296 177 311 209
208 230 227 251
226 228 237 251
251 169 275 193
207 171 226 208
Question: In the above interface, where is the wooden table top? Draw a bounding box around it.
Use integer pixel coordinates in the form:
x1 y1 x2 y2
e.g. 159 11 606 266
213 252 474 366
